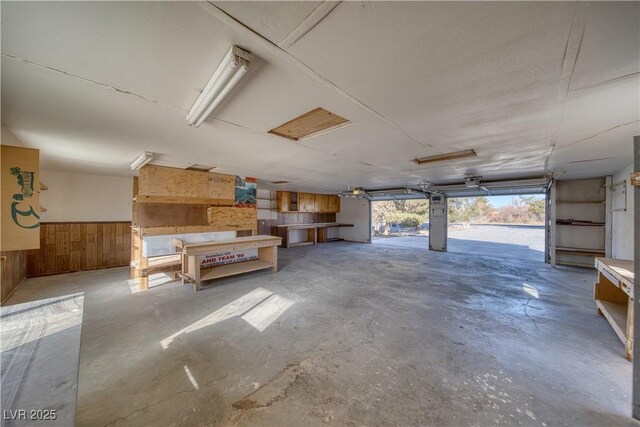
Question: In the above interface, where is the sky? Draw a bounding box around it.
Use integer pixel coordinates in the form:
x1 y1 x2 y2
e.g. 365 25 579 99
486 194 544 208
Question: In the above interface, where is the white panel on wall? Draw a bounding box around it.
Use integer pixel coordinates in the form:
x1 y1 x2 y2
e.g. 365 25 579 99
256 189 278 220
612 163 635 259
336 197 370 242
40 170 132 221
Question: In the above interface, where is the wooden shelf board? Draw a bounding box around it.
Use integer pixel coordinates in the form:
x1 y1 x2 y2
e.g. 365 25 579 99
596 299 628 346
555 247 605 257
556 223 605 227
132 224 255 236
556 246 605 253
555 250 603 257
200 260 273 282
131 254 181 271
556 201 605 204
134 195 234 205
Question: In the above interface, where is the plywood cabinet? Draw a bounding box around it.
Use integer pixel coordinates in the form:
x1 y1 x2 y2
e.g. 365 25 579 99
327 195 340 213
276 191 291 212
314 194 328 212
276 191 340 213
299 193 316 212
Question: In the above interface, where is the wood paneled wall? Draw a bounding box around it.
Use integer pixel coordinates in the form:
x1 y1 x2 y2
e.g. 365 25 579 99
27 222 131 277
1 250 27 303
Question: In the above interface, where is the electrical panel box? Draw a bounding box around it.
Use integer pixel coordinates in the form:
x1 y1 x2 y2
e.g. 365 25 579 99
429 193 447 251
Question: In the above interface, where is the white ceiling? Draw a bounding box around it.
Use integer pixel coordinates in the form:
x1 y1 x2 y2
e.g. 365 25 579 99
1 1 638 192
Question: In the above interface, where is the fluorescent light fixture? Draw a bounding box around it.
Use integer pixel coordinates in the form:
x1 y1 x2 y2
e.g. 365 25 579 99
414 149 477 165
131 151 155 171
186 46 252 127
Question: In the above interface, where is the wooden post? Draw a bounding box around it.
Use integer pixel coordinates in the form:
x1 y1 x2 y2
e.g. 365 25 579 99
271 246 278 272
189 255 201 291
317 227 327 243
139 236 149 290
308 228 316 245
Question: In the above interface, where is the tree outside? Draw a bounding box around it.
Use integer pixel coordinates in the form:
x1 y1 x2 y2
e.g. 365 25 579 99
371 199 429 237
449 195 545 224
372 195 545 238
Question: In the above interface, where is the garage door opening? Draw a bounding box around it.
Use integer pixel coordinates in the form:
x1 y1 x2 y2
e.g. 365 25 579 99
447 195 546 262
371 199 429 249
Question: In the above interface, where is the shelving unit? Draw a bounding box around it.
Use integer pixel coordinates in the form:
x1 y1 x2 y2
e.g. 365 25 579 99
551 178 611 267
130 165 257 290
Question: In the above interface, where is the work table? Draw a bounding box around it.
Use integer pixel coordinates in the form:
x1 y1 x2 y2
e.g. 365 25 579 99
273 223 354 248
276 222 353 228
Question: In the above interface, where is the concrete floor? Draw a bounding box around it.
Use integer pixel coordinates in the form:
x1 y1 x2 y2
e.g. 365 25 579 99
374 224 545 262
5 241 637 426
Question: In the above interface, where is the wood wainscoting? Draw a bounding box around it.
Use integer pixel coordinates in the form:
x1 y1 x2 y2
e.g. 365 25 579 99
1 250 28 303
27 222 131 277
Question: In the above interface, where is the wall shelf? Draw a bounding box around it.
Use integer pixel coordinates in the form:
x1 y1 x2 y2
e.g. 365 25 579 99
556 201 605 204
551 178 610 267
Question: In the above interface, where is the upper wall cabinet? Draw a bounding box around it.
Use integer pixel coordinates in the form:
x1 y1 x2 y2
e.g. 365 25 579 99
298 193 315 212
276 191 340 213
314 194 328 212
327 195 340 213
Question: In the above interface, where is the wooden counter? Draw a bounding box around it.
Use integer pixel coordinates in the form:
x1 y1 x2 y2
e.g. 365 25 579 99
594 257 635 360
274 223 354 248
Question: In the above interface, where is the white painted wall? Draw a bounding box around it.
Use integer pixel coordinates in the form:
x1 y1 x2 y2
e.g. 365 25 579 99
40 170 132 222
337 197 371 243
611 163 635 259
1 125 25 146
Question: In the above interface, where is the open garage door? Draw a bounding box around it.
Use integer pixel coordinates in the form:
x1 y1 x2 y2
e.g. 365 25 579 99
431 178 551 198
428 178 551 262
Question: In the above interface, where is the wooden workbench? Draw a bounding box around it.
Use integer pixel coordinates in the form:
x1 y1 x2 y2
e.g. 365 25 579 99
174 235 282 291
275 223 354 248
594 257 635 360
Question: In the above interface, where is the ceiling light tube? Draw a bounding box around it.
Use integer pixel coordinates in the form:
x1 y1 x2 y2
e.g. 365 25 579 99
131 151 155 171
186 46 252 127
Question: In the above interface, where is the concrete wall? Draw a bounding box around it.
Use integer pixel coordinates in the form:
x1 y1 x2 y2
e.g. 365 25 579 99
40 170 132 222
337 198 371 243
611 163 635 259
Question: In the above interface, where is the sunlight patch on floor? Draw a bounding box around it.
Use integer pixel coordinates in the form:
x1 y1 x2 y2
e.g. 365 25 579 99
0 293 84 352
159 287 279 349
127 273 177 293
523 283 539 299
241 294 295 332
